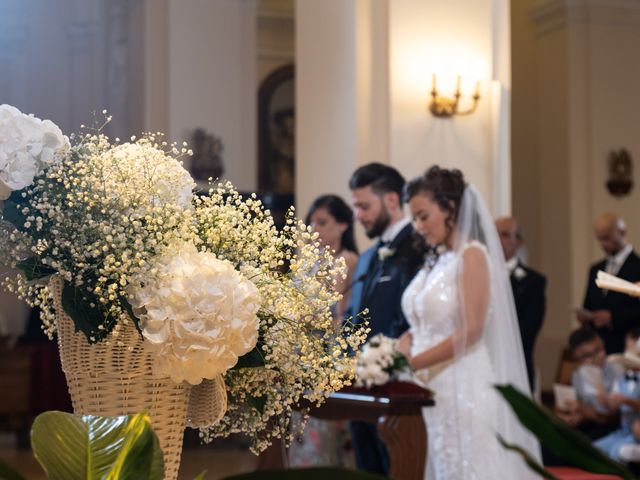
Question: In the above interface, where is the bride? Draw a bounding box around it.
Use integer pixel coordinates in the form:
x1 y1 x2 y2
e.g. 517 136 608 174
397 166 541 479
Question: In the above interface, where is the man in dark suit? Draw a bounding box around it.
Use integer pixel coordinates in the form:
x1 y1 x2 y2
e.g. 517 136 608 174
496 216 546 392
577 213 640 354
345 163 423 475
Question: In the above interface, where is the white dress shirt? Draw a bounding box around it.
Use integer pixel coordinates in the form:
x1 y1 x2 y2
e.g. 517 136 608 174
606 243 633 276
380 216 411 245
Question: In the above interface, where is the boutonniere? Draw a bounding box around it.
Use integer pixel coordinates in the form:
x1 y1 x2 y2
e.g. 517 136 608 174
514 266 527 280
378 245 396 262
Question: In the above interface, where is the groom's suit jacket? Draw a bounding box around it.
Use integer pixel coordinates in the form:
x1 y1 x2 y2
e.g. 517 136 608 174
583 250 640 353
345 223 423 339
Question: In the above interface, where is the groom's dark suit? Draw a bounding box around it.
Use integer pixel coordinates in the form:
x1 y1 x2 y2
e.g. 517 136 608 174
582 250 640 353
346 222 423 474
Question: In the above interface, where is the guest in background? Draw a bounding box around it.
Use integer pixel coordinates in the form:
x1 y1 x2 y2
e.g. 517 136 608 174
556 327 621 440
594 328 640 461
577 213 640 353
346 163 423 475
495 216 546 392
305 194 358 321
288 194 358 468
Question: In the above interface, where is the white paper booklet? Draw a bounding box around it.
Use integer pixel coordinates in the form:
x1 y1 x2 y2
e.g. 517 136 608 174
553 383 577 410
595 270 640 297
577 365 605 396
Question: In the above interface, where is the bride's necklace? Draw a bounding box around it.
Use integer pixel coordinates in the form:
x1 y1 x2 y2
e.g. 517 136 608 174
424 244 448 272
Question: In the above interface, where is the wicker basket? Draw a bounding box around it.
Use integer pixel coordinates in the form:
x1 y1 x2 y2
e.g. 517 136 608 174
51 277 191 480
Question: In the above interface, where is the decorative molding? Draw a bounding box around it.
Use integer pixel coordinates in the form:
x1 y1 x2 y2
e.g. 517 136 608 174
257 5 294 21
258 47 294 61
531 0 640 36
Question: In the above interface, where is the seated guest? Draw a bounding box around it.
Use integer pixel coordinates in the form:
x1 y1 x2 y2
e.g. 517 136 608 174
496 216 546 391
595 328 640 461
555 327 621 440
576 213 640 354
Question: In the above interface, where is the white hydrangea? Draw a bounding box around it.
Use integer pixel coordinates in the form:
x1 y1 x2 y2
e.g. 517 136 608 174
0 104 69 199
128 241 261 385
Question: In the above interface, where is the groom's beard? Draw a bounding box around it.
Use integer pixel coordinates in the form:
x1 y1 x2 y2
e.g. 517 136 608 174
365 207 391 239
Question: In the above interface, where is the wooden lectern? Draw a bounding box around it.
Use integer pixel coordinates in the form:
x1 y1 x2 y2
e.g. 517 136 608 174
310 382 433 480
258 381 434 480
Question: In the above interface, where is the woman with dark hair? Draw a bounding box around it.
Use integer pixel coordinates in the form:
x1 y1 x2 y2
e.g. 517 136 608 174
396 166 540 479
305 194 358 321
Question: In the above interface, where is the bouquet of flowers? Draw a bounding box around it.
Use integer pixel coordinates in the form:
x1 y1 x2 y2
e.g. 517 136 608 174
0 105 368 452
355 333 411 389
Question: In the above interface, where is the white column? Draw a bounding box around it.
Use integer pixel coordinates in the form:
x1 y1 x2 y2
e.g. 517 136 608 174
295 0 391 229
166 0 257 192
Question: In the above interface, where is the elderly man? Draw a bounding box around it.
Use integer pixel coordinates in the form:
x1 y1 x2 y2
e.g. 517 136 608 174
496 216 546 391
577 213 640 353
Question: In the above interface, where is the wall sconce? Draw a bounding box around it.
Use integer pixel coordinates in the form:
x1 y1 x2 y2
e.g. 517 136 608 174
429 74 481 118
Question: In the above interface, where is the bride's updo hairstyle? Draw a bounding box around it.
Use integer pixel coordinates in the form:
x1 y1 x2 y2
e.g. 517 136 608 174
404 166 467 241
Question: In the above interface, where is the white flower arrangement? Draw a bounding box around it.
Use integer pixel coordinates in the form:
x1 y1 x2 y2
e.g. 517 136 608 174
0 104 69 200
355 333 411 389
0 107 368 453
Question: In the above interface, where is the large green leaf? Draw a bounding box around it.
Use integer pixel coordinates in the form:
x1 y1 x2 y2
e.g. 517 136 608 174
222 467 388 480
0 458 27 480
495 384 635 480
497 435 560 480
31 411 164 480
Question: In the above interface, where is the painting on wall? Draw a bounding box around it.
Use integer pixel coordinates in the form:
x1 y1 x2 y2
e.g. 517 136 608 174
188 128 224 187
258 64 295 197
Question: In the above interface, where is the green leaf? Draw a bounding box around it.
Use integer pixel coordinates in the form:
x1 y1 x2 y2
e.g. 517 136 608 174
235 345 265 369
221 467 388 480
0 458 27 480
105 412 164 480
193 470 208 480
495 384 635 480
1 191 28 231
247 394 268 415
497 434 560 480
31 411 164 480
60 280 111 343
16 257 57 281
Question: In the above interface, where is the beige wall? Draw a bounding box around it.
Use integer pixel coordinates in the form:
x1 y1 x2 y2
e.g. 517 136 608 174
389 0 501 207
513 0 640 388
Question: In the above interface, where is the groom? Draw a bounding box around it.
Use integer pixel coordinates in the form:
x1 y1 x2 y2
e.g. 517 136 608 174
346 163 423 475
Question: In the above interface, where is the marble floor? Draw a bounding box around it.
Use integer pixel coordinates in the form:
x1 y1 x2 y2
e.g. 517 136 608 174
0 433 259 480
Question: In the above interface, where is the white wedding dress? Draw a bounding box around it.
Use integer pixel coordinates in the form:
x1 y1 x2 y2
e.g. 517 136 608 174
402 243 526 479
